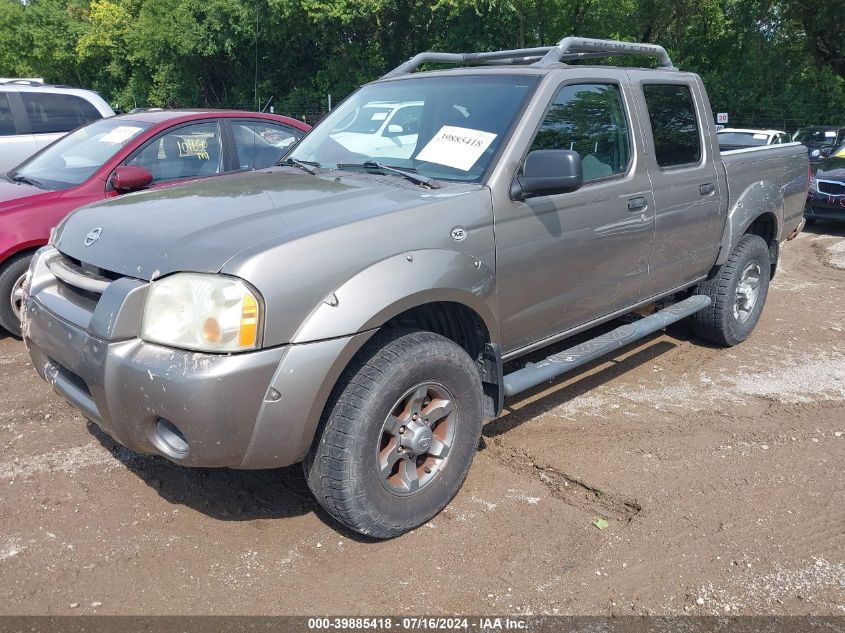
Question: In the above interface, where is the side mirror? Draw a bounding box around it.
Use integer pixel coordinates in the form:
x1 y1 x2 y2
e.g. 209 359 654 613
512 149 584 200
111 165 153 193
820 147 833 158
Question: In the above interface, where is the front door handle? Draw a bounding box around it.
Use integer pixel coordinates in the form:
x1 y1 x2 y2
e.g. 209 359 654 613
699 183 715 196
627 196 648 212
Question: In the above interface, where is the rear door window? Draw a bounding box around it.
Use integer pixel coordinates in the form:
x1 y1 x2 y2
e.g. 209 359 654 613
529 83 631 182
0 93 15 136
127 121 222 183
20 93 103 134
231 120 303 170
642 84 702 168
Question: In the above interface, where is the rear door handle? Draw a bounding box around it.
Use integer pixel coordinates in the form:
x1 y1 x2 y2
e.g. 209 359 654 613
627 196 648 211
699 183 715 196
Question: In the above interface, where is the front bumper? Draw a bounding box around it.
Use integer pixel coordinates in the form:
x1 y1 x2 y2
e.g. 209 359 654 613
22 247 369 469
806 189 845 221
25 295 287 467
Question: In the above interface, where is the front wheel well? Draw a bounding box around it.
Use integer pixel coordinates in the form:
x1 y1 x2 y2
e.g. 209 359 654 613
383 302 501 418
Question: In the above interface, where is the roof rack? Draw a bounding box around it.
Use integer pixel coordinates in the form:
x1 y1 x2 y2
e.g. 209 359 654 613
383 36 676 78
0 79 75 88
0 79 45 86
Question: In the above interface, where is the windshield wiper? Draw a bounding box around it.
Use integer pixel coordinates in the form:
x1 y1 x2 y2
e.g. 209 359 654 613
278 157 320 175
336 161 440 189
11 174 45 189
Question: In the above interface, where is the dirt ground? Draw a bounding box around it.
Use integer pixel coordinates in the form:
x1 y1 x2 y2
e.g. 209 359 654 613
1 224 843 617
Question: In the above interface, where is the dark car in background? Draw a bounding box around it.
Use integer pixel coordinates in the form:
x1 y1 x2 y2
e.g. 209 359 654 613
0 109 309 336
793 126 845 163
806 143 845 223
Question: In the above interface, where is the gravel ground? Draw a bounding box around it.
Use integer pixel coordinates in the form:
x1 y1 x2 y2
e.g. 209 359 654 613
0 223 843 616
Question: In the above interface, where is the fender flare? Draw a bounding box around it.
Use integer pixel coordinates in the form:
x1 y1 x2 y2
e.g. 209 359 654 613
715 180 782 266
290 248 499 346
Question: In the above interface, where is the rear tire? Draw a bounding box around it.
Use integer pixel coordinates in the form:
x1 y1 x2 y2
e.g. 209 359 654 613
0 253 33 338
692 234 771 347
303 329 483 538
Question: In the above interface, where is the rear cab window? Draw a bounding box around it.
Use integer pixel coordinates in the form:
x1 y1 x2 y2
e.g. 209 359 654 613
642 84 702 169
21 92 103 134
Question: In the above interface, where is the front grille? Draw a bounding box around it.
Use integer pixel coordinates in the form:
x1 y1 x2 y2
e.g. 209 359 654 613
45 252 123 317
818 180 845 196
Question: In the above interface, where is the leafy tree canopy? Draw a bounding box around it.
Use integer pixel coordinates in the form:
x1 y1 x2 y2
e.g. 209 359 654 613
1 0 843 129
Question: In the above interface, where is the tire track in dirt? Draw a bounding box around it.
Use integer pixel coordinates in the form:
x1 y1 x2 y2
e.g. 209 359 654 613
480 437 642 522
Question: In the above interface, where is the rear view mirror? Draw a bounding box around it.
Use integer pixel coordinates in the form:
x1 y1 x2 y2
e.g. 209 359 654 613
385 124 404 136
111 165 153 193
512 149 584 200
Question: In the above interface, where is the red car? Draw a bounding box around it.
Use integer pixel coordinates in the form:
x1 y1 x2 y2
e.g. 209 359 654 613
0 109 310 335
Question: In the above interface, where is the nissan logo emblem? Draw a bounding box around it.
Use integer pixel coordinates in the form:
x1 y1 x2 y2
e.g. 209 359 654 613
84 227 103 247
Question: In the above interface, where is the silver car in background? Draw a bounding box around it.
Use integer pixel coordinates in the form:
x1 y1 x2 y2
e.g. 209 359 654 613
0 80 114 173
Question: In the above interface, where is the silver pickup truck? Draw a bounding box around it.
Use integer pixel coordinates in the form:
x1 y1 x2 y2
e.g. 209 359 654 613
21 38 808 538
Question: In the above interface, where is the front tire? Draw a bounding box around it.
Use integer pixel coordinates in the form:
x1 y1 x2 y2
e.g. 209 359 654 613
692 234 771 347
0 253 33 338
304 329 483 538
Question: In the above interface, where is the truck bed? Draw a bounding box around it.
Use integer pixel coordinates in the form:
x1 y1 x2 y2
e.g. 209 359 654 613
720 142 809 244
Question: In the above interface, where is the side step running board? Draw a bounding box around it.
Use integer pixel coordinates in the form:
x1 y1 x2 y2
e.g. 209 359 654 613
502 295 712 397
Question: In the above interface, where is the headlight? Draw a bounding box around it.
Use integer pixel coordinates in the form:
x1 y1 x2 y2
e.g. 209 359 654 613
141 273 261 352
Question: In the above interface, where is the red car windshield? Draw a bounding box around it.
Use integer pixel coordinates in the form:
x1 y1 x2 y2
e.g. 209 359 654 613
9 118 151 191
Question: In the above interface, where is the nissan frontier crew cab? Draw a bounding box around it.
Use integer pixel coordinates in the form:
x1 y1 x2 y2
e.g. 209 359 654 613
22 38 808 538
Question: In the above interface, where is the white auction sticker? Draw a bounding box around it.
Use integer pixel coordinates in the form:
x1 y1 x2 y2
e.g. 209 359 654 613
100 126 143 145
416 126 497 171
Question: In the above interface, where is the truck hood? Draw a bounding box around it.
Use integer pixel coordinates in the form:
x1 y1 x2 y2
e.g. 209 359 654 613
55 168 467 280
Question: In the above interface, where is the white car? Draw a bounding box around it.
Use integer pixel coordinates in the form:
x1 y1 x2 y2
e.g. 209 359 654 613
330 101 423 160
716 127 791 151
0 80 114 173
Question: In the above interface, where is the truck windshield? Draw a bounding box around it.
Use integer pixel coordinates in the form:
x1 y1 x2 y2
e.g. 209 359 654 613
8 118 151 191
288 75 539 182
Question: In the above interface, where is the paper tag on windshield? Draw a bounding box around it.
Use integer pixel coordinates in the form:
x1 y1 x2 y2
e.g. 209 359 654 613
753 133 768 140
416 126 497 171
371 111 388 121
825 131 837 138
100 126 143 144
